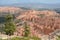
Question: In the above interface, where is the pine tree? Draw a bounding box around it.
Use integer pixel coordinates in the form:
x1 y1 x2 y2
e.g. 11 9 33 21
24 22 30 37
4 14 16 36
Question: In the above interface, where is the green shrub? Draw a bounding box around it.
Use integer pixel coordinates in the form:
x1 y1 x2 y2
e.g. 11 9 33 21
56 36 60 40
6 36 41 40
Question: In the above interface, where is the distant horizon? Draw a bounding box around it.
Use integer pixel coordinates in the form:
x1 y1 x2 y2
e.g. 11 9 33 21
0 0 60 9
0 3 60 9
0 0 60 5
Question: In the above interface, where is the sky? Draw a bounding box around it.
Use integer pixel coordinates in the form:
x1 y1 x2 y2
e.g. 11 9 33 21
0 0 60 5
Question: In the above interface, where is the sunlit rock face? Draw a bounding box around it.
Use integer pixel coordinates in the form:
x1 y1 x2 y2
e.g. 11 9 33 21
16 9 60 37
0 7 22 12
0 7 23 17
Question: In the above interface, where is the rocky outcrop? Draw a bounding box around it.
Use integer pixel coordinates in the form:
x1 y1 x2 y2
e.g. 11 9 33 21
16 10 60 38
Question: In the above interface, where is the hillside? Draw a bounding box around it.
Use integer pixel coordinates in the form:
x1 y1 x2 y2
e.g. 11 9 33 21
15 10 60 38
0 7 60 38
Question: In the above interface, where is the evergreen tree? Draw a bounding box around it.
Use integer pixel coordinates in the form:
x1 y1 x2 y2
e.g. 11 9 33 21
4 14 16 36
24 22 30 37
